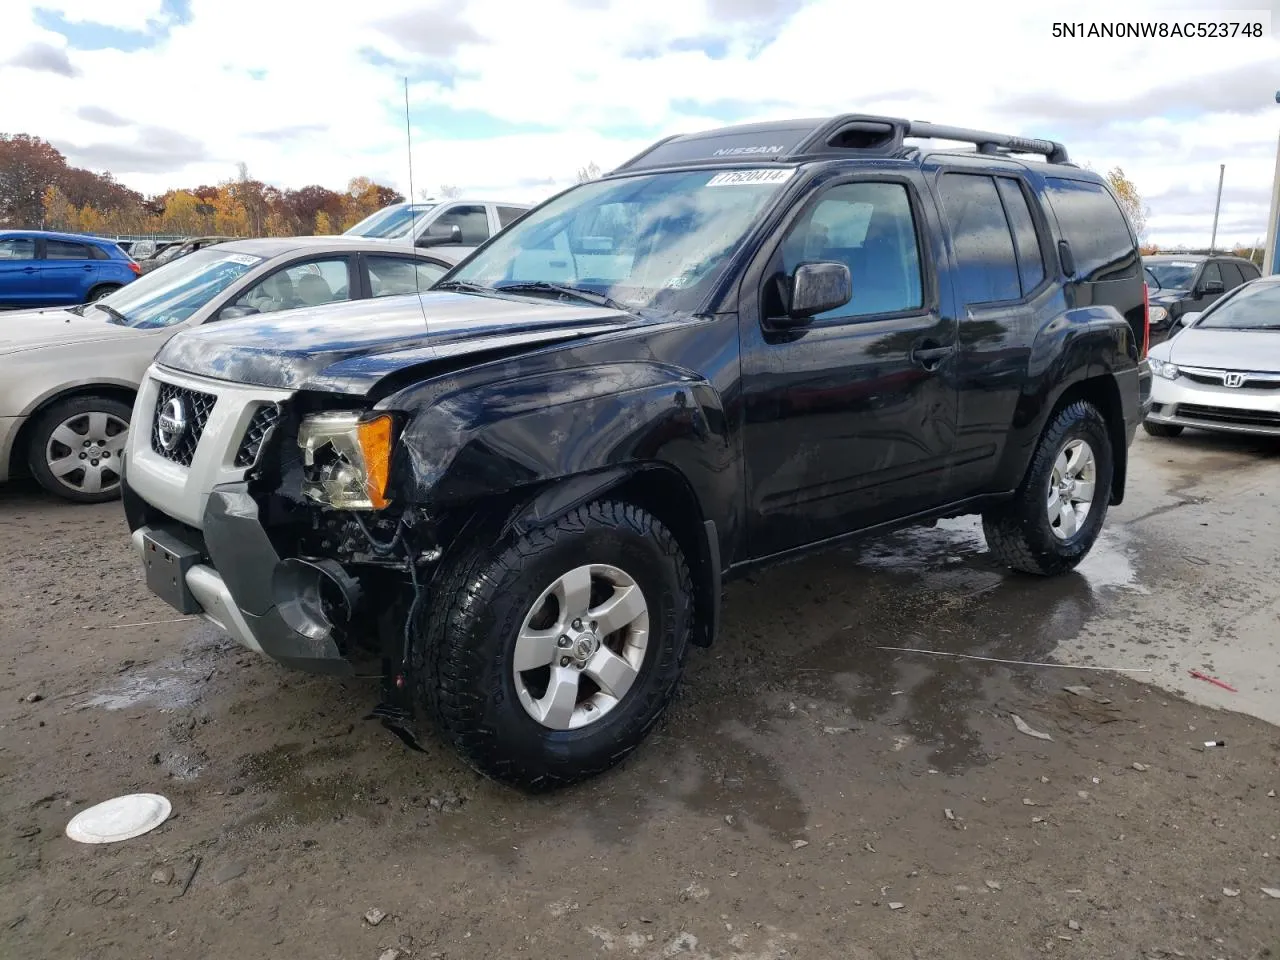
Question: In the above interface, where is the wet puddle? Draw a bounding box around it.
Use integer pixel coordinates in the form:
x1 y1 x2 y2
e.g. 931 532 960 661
73 623 231 712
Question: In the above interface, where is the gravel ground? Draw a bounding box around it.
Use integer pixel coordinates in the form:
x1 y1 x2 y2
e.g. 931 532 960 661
2 431 1279 960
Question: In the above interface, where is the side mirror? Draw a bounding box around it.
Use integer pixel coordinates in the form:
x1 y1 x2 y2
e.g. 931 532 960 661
775 262 852 326
416 224 463 247
218 304 258 321
1176 311 1201 329
1198 279 1225 296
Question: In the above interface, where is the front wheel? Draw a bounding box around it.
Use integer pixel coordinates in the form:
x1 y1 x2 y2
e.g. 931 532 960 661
26 395 131 503
1143 421 1183 438
982 400 1114 576
87 284 121 302
419 500 693 790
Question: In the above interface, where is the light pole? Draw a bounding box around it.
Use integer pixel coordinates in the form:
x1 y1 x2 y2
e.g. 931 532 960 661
1265 90 1280 276
1210 163 1225 253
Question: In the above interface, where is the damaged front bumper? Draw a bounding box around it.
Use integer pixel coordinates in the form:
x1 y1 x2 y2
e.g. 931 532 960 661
123 477 354 675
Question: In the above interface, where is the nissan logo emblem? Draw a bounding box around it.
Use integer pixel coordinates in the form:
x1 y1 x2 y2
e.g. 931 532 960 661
157 397 188 451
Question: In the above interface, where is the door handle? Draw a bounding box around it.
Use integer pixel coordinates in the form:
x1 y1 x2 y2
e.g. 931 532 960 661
22 266 37 273
83 265 94 271
910 342 955 371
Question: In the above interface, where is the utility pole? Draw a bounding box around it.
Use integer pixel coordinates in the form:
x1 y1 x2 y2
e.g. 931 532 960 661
1209 163 1225 253
1266 91 1280 275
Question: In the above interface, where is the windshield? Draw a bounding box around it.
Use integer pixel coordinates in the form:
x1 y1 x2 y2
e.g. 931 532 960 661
1143 261 1198 290
447 168 796 314
1195 280 1280 330
344 204 437 240
88 247 264 329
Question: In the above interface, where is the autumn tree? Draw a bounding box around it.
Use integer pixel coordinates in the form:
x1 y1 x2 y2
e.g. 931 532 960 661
1106 167 1148 241
42 185 75 230
314 211 335 234
1 134 69 226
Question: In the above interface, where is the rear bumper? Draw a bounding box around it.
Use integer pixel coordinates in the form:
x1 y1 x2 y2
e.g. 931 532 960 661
123 477 352 675
0 415 24 483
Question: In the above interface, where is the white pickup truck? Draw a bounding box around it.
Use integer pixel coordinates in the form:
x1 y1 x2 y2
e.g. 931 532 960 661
344 199 531 250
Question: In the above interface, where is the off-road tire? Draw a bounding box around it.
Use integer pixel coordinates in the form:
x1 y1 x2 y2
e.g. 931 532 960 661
1142 421 1183 438
417 499 694 790
27 395 131 504
982 400 1113 576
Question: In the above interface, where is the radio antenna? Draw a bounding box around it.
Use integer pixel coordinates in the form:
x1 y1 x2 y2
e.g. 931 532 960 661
404 76 429 327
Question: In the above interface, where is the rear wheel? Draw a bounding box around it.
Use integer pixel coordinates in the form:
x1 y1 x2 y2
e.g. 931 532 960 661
418 500 693 790
27 395 131 503
1142 421 1183 438
982 400 1114 576
87 284 121 302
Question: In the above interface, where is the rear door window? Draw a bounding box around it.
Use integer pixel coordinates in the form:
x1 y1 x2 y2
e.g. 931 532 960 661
367 255 448 297
937 173 1020 305
45 239 93 259
1199 261 1222 289
1219 262 1245 289
1043 178 1139 281
497 206 528 228
995 177 1046 295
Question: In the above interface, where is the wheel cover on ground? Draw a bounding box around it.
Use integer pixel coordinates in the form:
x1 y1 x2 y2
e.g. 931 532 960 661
44 412 128 496
1047 438 1096 540
512 563 650 731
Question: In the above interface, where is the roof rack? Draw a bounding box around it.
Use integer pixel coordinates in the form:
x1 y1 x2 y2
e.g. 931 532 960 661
610 114 1070 173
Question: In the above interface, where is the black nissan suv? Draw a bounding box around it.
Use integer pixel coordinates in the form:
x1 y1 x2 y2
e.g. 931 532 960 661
120 115 1151 789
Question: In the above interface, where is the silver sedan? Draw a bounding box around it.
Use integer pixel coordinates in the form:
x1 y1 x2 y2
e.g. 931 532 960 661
1145 274 1280 438
0 236 472 502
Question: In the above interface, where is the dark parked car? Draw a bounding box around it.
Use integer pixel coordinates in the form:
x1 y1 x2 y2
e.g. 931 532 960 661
0 230 140 307
122 114 1148 789
139 236 236 274
1144 254 1261 342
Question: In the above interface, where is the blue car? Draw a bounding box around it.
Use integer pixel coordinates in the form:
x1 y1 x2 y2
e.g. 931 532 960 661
0 230 140 308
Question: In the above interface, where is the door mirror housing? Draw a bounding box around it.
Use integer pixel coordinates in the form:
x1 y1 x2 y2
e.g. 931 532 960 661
416 224 463 247
1198 278 1225 296
1176 311 1201 329
217 304 259 322
774 261 852 327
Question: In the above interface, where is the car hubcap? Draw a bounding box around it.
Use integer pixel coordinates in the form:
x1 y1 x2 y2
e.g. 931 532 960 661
512 563 649 730
45 411 128 496
1047 438 1096 540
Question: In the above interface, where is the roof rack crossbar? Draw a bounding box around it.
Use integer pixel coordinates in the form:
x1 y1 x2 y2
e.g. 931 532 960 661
904 121 1069 164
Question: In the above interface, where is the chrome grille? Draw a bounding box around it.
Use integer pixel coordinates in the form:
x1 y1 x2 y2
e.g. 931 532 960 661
150 383 216 467
234 404 281 468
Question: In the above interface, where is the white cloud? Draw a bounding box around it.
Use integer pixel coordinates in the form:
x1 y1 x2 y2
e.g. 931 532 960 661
1 0 1278 246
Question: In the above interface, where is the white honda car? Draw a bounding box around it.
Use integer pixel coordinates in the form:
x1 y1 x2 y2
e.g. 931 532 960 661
1144 274 1280 438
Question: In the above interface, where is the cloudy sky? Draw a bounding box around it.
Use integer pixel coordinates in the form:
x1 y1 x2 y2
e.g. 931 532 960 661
3 0 1279 247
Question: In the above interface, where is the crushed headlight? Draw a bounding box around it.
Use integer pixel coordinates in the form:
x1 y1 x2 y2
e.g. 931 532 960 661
1148 358 1179 380
298 411 395 510
1149 306 1168 325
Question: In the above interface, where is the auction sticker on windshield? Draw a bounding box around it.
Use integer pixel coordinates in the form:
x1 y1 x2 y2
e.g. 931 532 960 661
221 253 263 266
707 169 796 187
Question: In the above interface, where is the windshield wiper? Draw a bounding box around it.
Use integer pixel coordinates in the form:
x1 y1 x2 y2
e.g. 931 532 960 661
492 281 631 313
433 280 495 294
93 302 130 325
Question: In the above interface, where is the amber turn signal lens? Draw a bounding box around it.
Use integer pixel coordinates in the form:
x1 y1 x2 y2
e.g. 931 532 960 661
355 414 394 509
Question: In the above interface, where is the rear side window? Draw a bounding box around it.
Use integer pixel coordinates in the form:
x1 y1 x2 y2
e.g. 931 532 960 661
1043 178 1139 282
995 177 1045 294
937 173 1020 305
1219 262 1244 289
497 206 528 228
46 239 92 260
1240 261 1261 281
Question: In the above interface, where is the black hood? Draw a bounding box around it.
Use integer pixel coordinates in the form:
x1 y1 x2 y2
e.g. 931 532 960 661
155 291 644 392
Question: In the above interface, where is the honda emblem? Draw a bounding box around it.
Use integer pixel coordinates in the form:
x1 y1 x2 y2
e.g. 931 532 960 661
1222 372 1246 388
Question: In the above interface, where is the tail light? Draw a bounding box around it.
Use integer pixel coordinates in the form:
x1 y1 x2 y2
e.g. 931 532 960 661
128 260 141 274
1140 281 1151 359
